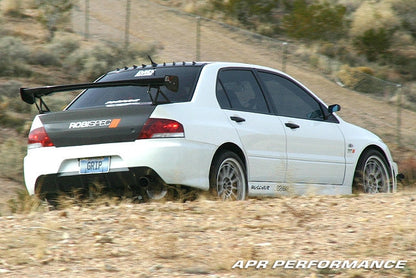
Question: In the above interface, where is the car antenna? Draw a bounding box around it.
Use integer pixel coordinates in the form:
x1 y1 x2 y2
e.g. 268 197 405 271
148 55 157 67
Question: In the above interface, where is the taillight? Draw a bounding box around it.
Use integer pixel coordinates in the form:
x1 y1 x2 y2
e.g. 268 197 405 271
138 118 184 139
28 127 54 149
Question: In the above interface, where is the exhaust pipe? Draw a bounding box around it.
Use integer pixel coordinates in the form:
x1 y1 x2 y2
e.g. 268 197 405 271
138 177 150 187
138 176 167 200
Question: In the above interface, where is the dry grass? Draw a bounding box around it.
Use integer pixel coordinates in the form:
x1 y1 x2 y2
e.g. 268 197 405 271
0 137 26 182
0 193 415 277
349 1 400 37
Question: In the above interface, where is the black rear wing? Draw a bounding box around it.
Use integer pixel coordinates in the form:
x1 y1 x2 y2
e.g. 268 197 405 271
20 75 179 113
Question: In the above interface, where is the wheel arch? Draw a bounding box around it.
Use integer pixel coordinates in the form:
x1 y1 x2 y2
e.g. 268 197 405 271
209 142 248 200
353 144 394 193
356 144 391 171
212 142 247 168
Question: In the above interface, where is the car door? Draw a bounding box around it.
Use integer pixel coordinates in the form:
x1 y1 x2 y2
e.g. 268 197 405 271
216 68 287 187
257 71 346 185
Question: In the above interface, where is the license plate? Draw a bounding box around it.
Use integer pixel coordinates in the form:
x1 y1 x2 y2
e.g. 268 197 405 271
79 157 110 174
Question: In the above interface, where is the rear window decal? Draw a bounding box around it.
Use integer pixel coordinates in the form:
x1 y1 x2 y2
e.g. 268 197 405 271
135 69 155 77
105 99 141 107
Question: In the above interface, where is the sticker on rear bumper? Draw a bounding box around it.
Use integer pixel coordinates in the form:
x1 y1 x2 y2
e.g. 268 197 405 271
79 157 110 174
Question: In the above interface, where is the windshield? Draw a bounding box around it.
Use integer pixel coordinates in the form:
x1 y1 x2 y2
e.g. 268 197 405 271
66 66 202 110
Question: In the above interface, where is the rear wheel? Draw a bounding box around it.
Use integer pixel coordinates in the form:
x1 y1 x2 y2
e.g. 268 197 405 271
209 151 247 200
354 149 391 193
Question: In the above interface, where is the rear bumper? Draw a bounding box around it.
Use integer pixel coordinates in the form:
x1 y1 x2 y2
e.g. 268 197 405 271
24 139 215 195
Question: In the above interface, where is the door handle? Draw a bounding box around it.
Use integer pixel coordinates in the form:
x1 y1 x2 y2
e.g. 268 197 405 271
230 116 246 123
285 122 300 129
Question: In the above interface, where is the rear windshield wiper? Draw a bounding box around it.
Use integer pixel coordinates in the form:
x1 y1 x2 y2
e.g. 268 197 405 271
20 75 179 113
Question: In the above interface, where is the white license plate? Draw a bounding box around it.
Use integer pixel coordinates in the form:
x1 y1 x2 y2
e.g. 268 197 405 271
79 157 110 174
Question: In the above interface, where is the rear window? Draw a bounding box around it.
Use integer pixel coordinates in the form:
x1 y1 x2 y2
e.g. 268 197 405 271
66 66 202 110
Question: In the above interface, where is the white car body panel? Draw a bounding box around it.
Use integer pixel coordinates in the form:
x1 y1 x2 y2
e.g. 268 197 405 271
222 110 287 183
282 116 346 185
24 138 216 195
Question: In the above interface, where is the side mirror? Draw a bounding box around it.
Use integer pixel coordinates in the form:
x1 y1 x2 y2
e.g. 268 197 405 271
328 104 341 114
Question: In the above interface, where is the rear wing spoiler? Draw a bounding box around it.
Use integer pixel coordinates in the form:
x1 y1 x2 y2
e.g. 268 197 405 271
20 75 179 113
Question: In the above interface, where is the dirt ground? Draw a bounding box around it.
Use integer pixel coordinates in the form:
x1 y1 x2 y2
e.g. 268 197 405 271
0 192 415 278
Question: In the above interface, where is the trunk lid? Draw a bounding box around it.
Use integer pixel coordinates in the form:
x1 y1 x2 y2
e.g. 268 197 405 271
39 105 156 147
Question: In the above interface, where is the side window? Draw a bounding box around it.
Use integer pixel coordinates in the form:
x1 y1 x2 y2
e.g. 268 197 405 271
216 69 269 114
258 72 324 121
216 79 231 109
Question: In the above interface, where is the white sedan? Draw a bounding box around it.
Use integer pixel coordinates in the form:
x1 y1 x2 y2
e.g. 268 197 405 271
21 62 399 201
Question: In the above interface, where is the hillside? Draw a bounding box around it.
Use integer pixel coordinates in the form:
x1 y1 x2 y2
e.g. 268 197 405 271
0 1 416 277
70 0 416 152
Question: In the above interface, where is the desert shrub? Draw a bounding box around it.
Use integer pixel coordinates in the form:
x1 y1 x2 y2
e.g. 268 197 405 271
338 65 400 97
337 65 363 87
353 28 393 62
64 47 111 81
391 31 415 50
403 83 416 103
0 80 22 99
319 42 341 58
80 56 109 81
283 0 347 41
0 107 28 130
391 0 416 39
47 32 80 59
355 67 374 75
208 0 278 30
392 57 416 81
255 22 279 37
350 2 401 62
64 42 157 81
28 32 81 67
34 0 75 40
1 0 24 17
29 50 61 66
404 59 416 80
337 65 376 92
350 1 400 38
0 80 32 113
0 36 32 76
395 85 416 111
317 41 368 67
0 83 31 132
7 189 46 214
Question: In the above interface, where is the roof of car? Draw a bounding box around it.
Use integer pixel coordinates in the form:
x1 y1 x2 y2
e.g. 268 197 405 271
104 61 286 80
107 61 208 75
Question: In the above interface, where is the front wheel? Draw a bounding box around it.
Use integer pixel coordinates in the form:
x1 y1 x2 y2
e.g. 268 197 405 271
353 149 391 193
209 151 247 200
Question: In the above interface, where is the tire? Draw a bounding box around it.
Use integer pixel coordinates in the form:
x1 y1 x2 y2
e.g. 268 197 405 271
353 149 391 193
209 151 247 200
